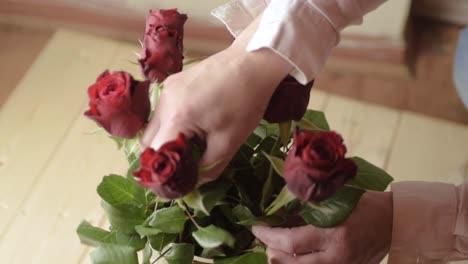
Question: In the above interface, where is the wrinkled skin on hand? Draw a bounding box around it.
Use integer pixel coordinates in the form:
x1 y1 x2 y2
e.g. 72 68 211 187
253 191 393 264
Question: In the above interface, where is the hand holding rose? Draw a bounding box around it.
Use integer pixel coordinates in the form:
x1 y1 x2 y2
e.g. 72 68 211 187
140 16 294 182
253 191 393 264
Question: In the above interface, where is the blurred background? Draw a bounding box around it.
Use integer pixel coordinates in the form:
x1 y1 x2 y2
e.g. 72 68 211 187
0 0 467 263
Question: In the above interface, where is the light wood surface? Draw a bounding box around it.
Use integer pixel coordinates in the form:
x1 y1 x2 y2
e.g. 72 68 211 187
0 24 52 106
0 0 412 77
0 30 467 264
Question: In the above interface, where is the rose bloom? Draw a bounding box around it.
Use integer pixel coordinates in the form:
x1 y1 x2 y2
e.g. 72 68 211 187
133 133 199 199
284 129 357 202
139 9 187 83
84 70 150 139
263 76 314 123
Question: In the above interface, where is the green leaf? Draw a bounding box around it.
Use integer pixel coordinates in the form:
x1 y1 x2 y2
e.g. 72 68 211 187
135 225 161 237
232 205 284 226
101 201 145 234
77 220 146 250
90 245 138 264
231 144 254 166
142 243 153 264
76 220 114 247
278 122 292 147
255 121 279 138
301 110 330 130
232 205 255 222
201 247 226 258
256 137 277 155
165 243 194 264
183 190 208 215
245 133 262 148
300 186 365 228
149 206 188 234
183 180 231 216
262 152 284 177
97 175 146 208
149 233 177 252
347 157 394 191
192 225 235 249
214 252 268 264
114 232 146 251
237 215 285 227
266 187 296 215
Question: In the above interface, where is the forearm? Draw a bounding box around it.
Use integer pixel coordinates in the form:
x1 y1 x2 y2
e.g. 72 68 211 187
389 181 468 262
227 16 293 95
213 0 388 84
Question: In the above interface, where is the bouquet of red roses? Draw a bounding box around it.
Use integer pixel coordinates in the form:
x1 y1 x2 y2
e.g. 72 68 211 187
77 9 393 264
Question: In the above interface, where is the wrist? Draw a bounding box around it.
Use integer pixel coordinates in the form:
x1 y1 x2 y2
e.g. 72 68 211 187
227 45 292 86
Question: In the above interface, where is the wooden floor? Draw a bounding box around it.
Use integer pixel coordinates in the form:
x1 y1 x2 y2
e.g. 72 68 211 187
0 29 467 264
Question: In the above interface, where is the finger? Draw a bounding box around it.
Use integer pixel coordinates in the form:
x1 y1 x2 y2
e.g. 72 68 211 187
197 131 236 183
140 110 160 149
150 120 197 150
253 225 328 254
267 247 332 264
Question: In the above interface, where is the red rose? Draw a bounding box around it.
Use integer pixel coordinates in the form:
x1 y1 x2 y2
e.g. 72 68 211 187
139 9 187 83
84 71 150 139
133 133 202 199
263 76 314 123
284 129 357 202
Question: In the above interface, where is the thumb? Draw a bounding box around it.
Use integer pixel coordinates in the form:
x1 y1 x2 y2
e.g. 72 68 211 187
197 131 240 184
149 120 198 150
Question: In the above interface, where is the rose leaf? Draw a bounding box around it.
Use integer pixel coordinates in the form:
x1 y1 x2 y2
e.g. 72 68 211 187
347 157 394 191
90 245 138 264
300 186 365 228
265 186 297 215
192 225 235 249
164 243 194 264
149 206 188 234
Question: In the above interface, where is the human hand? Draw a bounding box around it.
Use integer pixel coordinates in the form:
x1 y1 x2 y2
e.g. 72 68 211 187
253 191 393 264
141 17 292 183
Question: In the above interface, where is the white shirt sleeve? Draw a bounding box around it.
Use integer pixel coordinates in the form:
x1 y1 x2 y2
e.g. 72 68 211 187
212 0 387 85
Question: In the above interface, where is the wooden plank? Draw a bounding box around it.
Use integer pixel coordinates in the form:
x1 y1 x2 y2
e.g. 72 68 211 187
0 24 52 107
0 117 127 264
387 112 468 184
0 30 120 242
308 88 329 111
323 95 401 168
0 35 141 263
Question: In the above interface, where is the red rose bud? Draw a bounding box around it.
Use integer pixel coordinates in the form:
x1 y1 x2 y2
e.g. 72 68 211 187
84 71 151 139
284 129 357 202
133 133 205 199
139 9 187 83
263 76 314 123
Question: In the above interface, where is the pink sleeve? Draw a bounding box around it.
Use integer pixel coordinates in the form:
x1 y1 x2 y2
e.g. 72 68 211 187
212 0 388 84
389 181 468 262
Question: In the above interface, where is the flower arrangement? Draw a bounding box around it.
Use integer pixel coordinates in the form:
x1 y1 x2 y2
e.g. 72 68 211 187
76 8 393 264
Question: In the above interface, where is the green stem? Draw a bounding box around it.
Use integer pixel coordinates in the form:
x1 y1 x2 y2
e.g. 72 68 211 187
261 136 282 212
177 200 201 229
152 246 172 264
